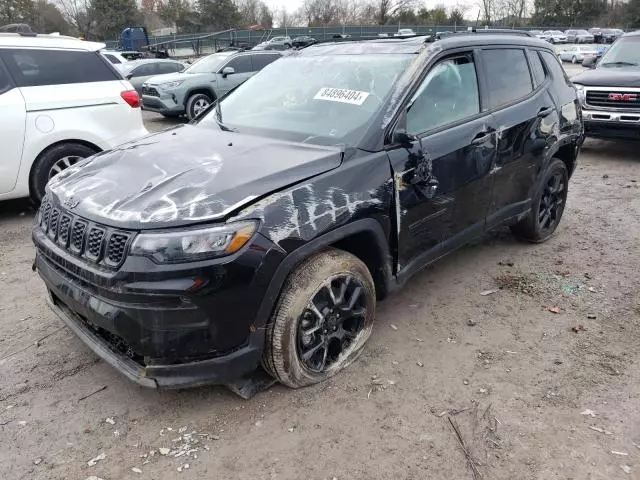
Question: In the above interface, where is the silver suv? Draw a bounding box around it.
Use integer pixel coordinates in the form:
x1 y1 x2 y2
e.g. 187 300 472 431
141 50 281 120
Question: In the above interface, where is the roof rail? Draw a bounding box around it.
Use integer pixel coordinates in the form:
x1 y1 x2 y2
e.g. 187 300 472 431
436 28 535 39
0 32 81 41
310 34 432 46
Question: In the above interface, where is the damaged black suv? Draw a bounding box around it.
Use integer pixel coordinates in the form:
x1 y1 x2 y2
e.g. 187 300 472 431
33 32 583 389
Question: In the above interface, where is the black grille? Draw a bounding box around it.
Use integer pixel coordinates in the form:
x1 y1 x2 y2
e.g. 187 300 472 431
586 90 640 110
57 215 71 246
71 220 87 252
106 233 130 265
41 202 51 230
142 86 159 97
86 228 105 259
48 209 60 238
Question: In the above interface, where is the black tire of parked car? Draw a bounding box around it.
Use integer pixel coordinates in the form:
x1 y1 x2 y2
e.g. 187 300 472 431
510 158 569 243
262 248 376 388
30 142 98 204
186 93 213 121
161 112 181 118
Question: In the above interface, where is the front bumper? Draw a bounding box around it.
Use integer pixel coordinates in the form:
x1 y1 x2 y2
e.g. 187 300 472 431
142 92 185 115
583 109 640 141
33 223 285 388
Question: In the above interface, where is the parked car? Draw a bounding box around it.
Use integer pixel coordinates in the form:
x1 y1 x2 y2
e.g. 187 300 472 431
141 50 282 120
565 29 594 43
101 50 130 65
292 35 316 48
558 45 599 63
0 32 147 202
394 28 416 37
33 32 582 390
601 29 624 43
530 30 551 42
573 30 640 141
254 36 292 50
544 30 568 44
589 28 604 43
117 59 185 95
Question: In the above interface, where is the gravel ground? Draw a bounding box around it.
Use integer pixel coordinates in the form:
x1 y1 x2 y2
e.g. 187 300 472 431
2 62 639 480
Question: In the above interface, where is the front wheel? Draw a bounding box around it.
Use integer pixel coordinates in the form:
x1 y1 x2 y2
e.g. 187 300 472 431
262 249 376 388
186 93 213 121
511 158 568 243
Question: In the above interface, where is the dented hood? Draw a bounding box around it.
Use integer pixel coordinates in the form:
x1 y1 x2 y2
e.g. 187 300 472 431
47 125 343 229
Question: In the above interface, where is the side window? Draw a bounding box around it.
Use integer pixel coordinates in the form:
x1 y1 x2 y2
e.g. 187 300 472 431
224 55 253 74
528 50 546 87
157 62 182 74
0 59 13 95
2 49 118 87
251 54 280 71
540 51 570 83
406 53 480 135
103 54 121 64
482 49 533 109
132 63 158 77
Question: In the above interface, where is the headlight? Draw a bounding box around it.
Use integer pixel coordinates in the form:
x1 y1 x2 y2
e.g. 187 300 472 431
130 221 258 264
574 84 586 103
158 80 184 90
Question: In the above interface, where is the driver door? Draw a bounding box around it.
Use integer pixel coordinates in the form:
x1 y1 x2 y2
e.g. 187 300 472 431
387 51 497 273
216 55 253 97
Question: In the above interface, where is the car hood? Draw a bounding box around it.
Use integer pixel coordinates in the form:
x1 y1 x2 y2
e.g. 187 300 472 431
46 125 344 229
145 72 208 86
572 68 640 87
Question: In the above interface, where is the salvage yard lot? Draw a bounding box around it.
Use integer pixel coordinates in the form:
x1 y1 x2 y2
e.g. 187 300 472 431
1 63 640 480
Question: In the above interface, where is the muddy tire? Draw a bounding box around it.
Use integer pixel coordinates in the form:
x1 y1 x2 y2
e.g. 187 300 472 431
262 249 376 389
186 93 212 120
511 158 568 243
30 143 98 204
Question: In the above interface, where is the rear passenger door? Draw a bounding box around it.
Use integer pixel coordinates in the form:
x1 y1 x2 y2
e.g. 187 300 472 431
0 55 26 195
481 47 557 226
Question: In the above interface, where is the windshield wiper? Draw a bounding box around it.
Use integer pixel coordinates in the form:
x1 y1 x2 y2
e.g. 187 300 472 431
602 61 639 67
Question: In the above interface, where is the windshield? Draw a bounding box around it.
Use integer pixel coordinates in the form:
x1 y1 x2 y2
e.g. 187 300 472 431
577 30 590 35
549 30 563 35
599 37 640 67
184 53 232 74
199 53 414 146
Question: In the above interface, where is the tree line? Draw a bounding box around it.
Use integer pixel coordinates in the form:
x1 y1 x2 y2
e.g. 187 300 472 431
0 0 638 41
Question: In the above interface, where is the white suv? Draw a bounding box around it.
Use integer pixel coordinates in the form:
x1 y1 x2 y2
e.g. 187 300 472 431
0 33 148 202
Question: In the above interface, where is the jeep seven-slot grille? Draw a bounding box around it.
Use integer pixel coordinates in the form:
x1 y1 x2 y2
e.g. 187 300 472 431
38 198 133 268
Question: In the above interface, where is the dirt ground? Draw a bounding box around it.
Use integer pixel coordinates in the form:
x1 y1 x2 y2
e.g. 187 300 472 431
2 66 640 479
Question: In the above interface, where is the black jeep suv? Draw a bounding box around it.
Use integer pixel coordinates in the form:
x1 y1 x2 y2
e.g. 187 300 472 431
573 30 640 141
33 32 583 389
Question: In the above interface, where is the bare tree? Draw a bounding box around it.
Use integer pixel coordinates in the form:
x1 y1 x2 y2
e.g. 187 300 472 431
377 0 417 25
55 0 93 37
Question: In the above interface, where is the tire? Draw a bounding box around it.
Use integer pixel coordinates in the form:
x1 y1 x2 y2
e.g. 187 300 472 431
161 112 181 118
30 143 98 203
510 158 568 243
262 249 376 389
186 93 213 121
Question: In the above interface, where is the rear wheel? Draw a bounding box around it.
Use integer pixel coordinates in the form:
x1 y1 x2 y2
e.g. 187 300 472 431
186 93 213 120
30 143 98 203
511 158 568 243
262 249 376 388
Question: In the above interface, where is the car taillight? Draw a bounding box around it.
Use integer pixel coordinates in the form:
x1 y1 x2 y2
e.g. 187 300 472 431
121 90 140 108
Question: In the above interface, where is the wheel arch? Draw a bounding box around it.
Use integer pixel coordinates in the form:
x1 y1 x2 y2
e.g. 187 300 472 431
29 139 102 194
184 87 217 105
254 219 394 330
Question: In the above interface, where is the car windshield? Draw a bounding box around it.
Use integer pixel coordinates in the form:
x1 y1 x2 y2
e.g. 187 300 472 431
600 37 640 66
184 53 232 74
550 30 563 35
199 53 414 146
577 30 590 35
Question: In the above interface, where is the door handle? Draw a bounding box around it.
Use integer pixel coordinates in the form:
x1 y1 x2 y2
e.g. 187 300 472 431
537 107 554 118
471 131 495 145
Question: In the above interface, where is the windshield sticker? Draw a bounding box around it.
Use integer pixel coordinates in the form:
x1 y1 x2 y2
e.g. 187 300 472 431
314 88 370 105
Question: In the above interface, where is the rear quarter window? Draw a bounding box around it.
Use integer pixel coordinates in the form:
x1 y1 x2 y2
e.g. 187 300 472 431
0 49 118 87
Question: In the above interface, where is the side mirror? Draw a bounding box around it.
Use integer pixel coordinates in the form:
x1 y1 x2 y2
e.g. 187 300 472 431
222 66 235 77
582 56 597 69
125 73 133 80
393 129 417 146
